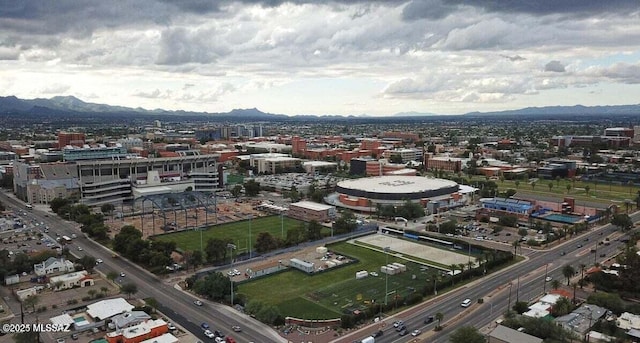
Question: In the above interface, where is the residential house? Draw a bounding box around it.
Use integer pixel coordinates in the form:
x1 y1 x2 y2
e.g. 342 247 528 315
34 257 75 276
49 271 94 291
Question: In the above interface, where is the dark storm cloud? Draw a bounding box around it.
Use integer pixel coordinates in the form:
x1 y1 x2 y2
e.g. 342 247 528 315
400 0 639 20
545 60 566 73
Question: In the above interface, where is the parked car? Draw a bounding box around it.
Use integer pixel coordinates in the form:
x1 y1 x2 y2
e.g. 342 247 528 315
411 329 421 336
201 323 210 330
194 300 203 306
203 330 215 339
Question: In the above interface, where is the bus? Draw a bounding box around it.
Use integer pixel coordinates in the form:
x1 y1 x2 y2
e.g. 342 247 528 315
61 235 72 243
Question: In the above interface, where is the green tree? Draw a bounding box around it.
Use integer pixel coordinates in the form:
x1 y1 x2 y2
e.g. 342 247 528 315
13 332 39 343
231 184 243 198
78 255 97 272
254 232 280 254
435 312 444 329
553 297 574 317
585 185 590 195
611 213 633 231
307 220 323 241
449 326 485 343
562 265 576 286
243 179 261 196
120 283 138 299
566 183 571 193
192 272 235 302
23 295 39 312
548 182 553 192
101 203 115 217
188 250 204 270
551 279 561 290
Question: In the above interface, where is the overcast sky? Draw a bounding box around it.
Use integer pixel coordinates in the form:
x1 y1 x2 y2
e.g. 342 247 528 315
1 0 639 116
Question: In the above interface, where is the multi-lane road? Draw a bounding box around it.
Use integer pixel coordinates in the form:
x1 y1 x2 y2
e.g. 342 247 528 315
5 188 635 343
338 213 637 343
0 192 286 343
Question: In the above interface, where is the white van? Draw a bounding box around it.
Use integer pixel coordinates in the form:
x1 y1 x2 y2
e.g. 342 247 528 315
461 298 472 307
26 204 33 210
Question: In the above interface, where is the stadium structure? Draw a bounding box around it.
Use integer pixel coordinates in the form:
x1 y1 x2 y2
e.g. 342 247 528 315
325 175 472 213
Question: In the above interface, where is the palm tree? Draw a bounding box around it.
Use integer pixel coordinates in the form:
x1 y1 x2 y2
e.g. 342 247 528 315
562 265 576 286
23 295 39 312
435 312 444 329
579 263 586 289
571 282 578 303
512 239 520 256
551 279 561 290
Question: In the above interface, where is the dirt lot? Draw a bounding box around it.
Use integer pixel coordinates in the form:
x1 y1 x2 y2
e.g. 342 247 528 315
106 200 264 239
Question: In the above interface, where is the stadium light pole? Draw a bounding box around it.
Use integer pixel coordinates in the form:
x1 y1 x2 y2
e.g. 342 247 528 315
248 215 253 259
384 247 390 308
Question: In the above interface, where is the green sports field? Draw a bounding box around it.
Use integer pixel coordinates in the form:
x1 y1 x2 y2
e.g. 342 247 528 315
152 215 305 252
238 241 447 319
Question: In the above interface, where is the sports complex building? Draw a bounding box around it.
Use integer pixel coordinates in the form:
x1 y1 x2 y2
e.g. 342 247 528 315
325 175 473 213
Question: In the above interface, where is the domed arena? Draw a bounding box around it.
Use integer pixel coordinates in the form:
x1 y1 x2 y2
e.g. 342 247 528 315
326 175 461 212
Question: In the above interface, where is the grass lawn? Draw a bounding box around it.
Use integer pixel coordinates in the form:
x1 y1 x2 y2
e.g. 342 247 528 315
238 241 446 319
470 176 638 206
152 215 305 252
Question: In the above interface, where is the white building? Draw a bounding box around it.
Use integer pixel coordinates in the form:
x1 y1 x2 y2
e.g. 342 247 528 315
34 257 75 276
49 271 94 291
617 312 640 330
87 298 135 321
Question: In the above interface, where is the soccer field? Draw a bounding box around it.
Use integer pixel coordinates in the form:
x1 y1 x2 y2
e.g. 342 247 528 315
238 240 450 319
153 215 304 252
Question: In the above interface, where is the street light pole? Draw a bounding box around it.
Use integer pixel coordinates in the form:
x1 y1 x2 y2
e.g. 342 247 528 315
227 243 236 305
281 211 284 239
543 263 548 294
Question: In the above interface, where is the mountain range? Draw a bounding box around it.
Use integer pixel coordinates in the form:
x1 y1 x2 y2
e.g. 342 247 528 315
0 95 639 120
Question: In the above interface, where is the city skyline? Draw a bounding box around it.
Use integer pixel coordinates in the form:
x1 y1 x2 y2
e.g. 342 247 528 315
1 0 639 116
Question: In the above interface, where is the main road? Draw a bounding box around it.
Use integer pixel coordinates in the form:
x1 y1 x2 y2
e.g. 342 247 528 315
0 192 286 343
338 213 638 343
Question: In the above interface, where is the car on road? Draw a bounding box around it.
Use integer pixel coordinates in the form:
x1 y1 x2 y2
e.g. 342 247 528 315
395 324 406 332
398 328 408 336
577 244 583 248
120 272 126 277
194 300 203 306
393 320 404 328
201 323 210 330
461 298 472 307
545 276 552 282
560 251 566 256
224 337 236 343
411 329 421 336
231 325 241 332
213 330 225 338
77 246 83 251
600 253 606 257
203 330 215 339
372 330 383 338
96 258 103 264
214 338 223 343
424 316 434 324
